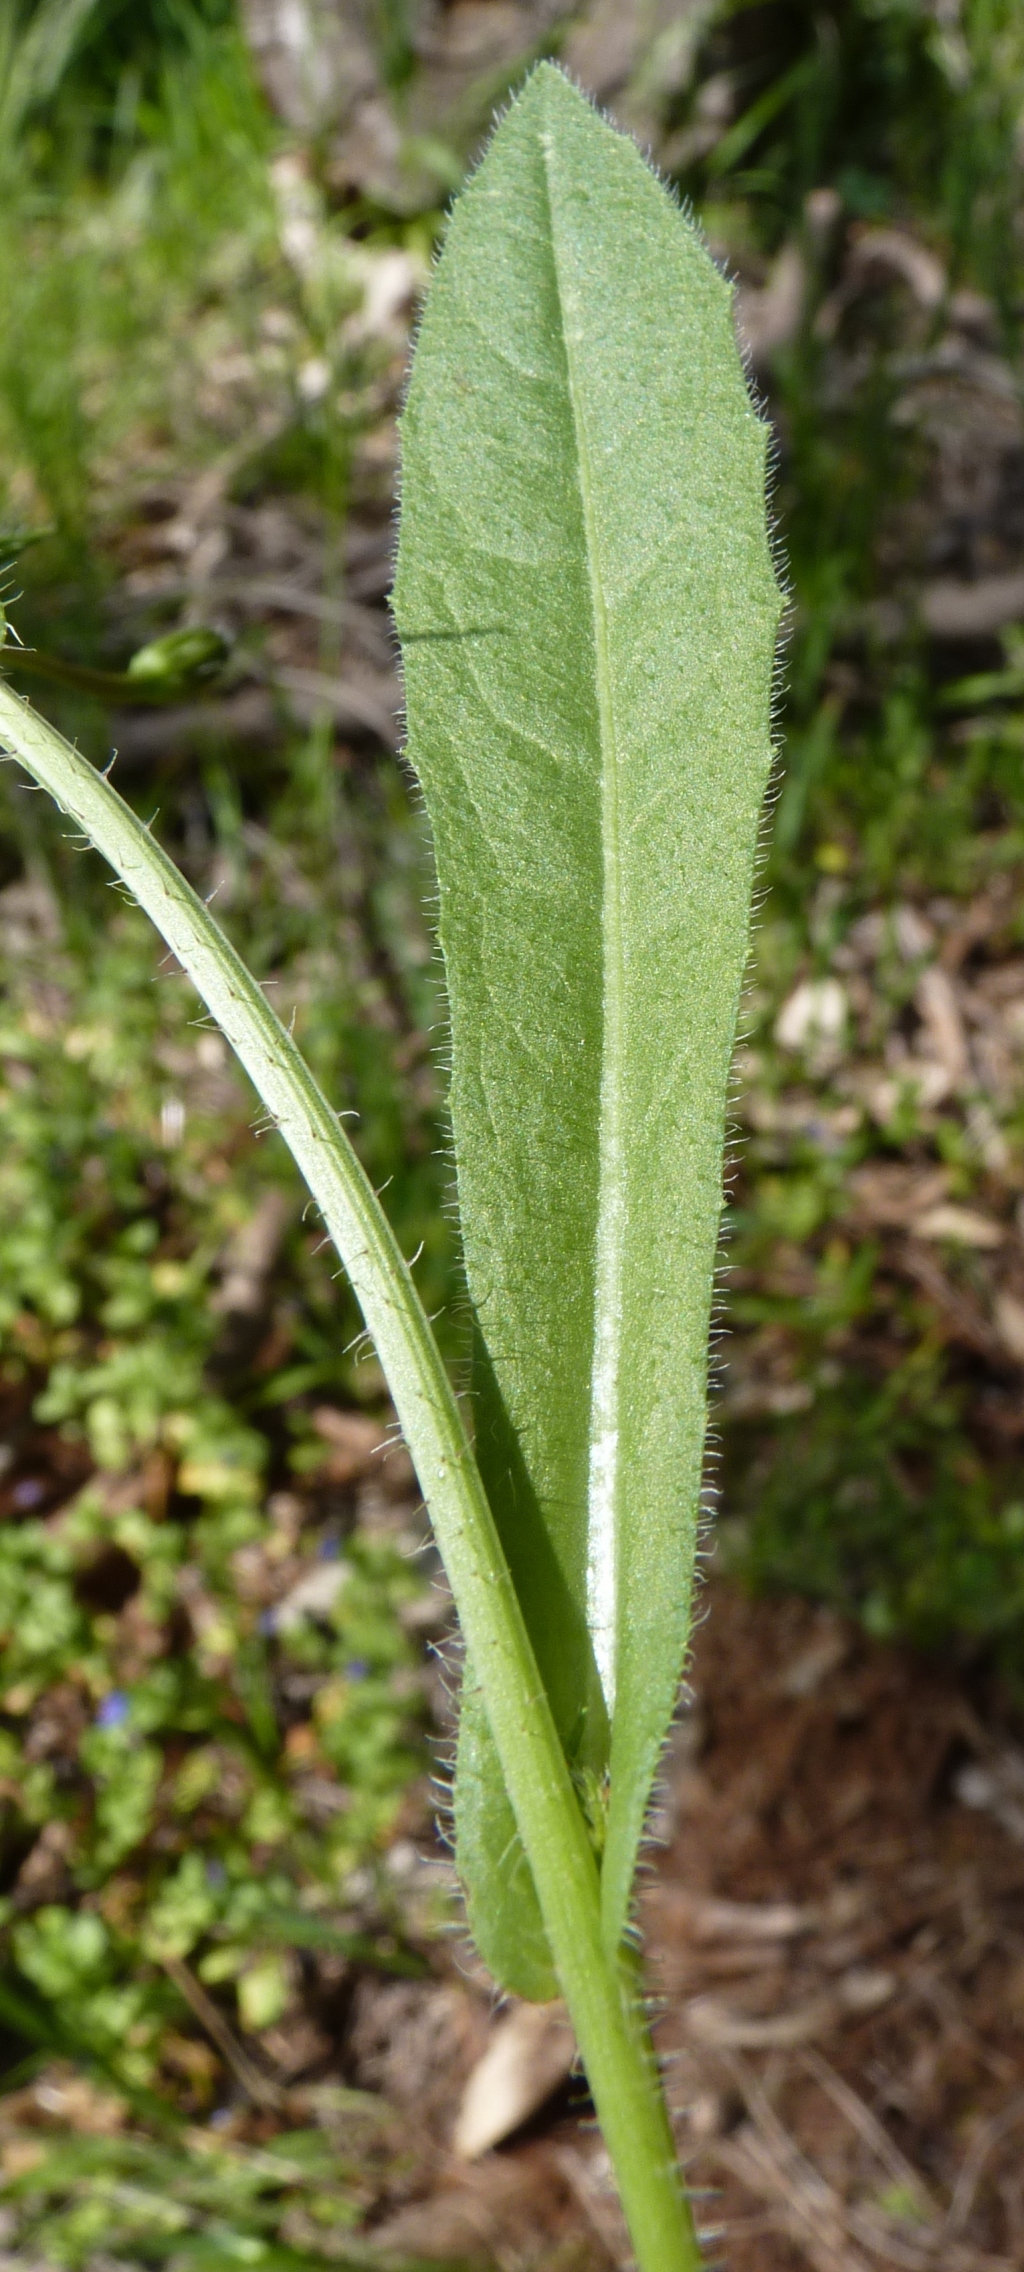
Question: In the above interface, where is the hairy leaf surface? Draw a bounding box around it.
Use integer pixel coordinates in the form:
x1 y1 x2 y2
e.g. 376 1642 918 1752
394 64 784 1993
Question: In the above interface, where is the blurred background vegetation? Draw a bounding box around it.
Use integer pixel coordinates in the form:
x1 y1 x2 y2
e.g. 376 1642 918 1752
0 0 1022 2258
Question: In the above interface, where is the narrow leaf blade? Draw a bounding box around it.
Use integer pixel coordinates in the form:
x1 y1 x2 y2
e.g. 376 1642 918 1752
395 64 783 1989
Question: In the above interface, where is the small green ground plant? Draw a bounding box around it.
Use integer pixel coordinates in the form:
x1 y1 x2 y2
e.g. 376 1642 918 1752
0 854 445 2101
0 66 783 2271
0 2113 405 2269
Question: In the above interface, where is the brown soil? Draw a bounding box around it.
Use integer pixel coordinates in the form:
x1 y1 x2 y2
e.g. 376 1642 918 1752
647 1584 1024 2272
348 1582 1024 2272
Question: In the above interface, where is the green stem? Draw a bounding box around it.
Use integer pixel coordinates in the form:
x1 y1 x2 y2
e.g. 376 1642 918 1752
0 647 170 702
0 639 226 706
0 678 700 2272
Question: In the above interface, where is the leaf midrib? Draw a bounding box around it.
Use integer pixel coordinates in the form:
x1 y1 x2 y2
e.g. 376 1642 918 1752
541 117 624 1719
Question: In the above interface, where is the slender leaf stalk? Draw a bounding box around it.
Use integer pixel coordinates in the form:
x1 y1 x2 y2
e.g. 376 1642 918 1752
0 678 701 2272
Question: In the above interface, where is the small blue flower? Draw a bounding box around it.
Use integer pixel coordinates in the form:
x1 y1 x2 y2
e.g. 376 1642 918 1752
95 1691 131 1729
345 1659 369 1682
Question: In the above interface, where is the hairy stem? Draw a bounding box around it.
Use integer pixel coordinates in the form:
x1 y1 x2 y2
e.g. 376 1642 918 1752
0 679 701 2272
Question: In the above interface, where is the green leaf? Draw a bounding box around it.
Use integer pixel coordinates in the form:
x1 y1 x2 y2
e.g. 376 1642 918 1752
394 64 783 1993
